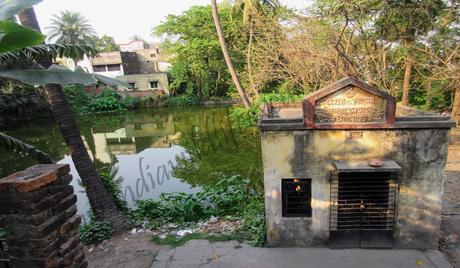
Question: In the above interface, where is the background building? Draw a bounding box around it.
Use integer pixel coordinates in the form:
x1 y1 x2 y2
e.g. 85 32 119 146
76 41 171 94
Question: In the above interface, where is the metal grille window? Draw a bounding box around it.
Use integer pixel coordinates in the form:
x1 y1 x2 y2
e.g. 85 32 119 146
282 178 312 217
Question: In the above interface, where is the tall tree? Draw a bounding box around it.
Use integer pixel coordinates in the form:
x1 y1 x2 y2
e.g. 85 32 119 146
89 35 119 52
211 0 251 108
46 10 95 45
16 6 128 230
376 0 446 106
233 0 280 97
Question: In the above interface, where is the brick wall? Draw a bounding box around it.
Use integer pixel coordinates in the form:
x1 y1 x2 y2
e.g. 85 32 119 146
0 165 87 268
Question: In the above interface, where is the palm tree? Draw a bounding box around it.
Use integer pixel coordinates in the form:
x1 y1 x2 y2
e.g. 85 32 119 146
16 7 128 231
46 10 95 45
211 0 251 108
233 0 280 97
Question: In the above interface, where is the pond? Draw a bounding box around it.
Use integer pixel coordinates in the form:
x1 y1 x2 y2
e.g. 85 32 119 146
0 106 262 221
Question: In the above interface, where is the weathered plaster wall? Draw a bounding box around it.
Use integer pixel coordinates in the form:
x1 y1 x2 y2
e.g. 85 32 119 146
261 129 450 249
118 73 169 93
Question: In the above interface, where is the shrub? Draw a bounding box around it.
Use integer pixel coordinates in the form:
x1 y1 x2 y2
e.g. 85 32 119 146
230 93 303 128
63 84 91 113
88 89 124 112
121 95 140 109
164 95 201 107
130 176 252 226
80 220 112 245
100 173 129 212
236 196 266 246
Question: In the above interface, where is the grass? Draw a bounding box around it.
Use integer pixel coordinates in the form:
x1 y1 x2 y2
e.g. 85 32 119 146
151 233 239 247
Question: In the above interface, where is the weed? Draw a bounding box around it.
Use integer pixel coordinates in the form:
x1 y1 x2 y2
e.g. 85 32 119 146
80 219 112 245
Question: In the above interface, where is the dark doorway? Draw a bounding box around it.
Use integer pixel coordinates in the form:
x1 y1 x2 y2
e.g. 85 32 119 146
330 162 399 248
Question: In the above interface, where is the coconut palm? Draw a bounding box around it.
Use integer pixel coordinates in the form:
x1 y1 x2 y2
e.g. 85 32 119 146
211 0 251 108
46 10 95 45
4 3 129 230
233 0 280 97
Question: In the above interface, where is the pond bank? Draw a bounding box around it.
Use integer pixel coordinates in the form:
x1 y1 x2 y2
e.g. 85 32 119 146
84 230 451 268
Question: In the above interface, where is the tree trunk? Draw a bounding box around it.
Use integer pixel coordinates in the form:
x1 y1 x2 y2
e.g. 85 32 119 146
425 79 433 110
211 0 251 108
17 8 41 32
17 7 52 69
402 41 413 106
452 87 460 125
247 22 259 98
18 8 128 230
43 84 128 230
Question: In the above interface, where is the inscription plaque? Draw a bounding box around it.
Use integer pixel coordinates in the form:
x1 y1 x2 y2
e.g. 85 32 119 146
315 86 386 124
303 77 396 129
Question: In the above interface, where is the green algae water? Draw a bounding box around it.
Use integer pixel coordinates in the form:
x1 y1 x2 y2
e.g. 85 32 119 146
0 106 262 220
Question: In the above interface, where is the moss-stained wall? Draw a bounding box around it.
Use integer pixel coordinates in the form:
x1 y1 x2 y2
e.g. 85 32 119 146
261 129 450 248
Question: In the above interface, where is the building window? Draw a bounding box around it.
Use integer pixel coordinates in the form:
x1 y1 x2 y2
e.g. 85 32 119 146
128 82 136 89
150 53 155 58
149 81 159 89
107 64 121 71
156 48 160 54
282 178 312 217
93 65 106 72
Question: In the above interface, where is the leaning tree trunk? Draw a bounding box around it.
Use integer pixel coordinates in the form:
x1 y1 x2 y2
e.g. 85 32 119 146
17 8 42 32
211 0 251 108
43 84 128 230
452 87 460 125
247 22 259 98
17 9 128 230
17 8 52 69
402 40 413 106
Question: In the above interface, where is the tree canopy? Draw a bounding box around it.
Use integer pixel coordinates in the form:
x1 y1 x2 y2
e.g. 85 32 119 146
46 10 95 45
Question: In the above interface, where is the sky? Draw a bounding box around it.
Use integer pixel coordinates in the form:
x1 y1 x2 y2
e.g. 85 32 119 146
34 0 312 44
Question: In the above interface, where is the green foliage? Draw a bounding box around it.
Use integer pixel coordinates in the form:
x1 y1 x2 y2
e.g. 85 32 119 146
229 93 303 128
235 196 265 246
80 220 112 245
88 35 119 52
164 95 201 107
0 227 6 240
0 132 54 163
63 85 137 113
46 10 95 45
138 176 266 246
63 84 90 113
121 95 139 110
130 176 254 226
0 20 44 53
88 89 124 112
154 5 245 99
100 172 129 212
229 105 259 128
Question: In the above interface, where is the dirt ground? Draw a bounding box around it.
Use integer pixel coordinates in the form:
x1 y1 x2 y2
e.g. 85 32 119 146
441 126 460 267
85 127 460 268
84 231 165 268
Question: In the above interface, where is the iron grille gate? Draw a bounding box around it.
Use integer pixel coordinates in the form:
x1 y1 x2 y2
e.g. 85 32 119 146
330 171 398 248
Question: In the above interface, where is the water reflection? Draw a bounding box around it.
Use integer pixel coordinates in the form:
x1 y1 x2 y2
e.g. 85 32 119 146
0 107 262 218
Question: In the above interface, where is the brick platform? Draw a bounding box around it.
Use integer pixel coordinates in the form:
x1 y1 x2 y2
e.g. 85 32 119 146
0 164 87 268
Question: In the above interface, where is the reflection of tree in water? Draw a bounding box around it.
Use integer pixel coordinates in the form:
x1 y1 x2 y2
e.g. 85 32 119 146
172 107 263 191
